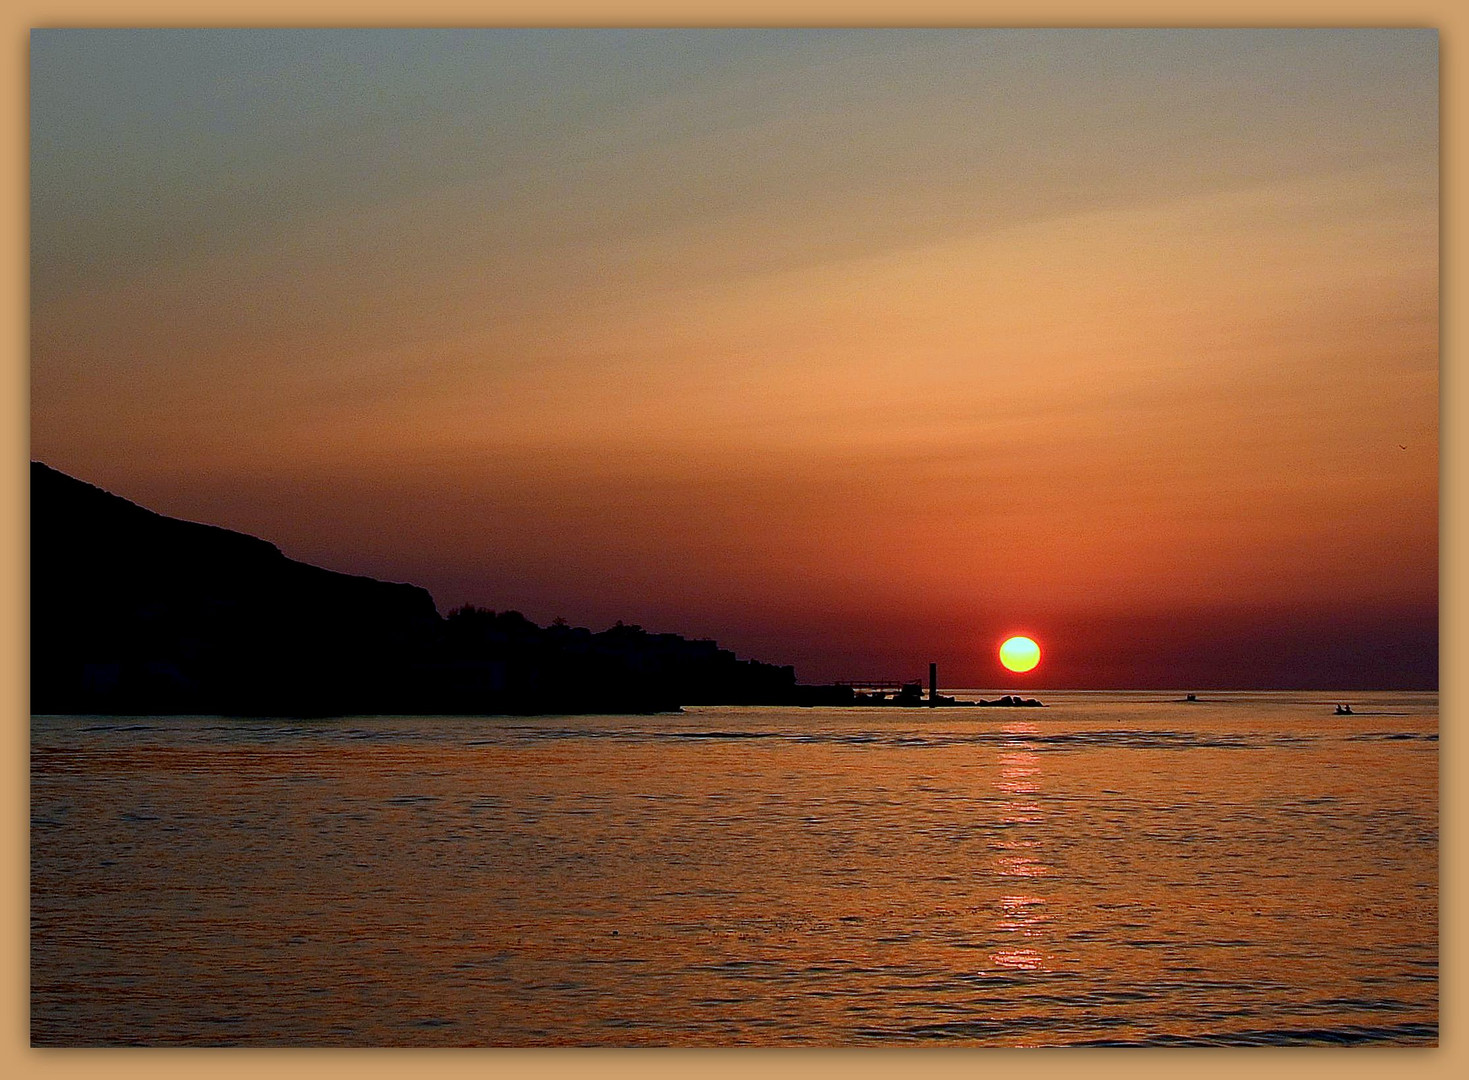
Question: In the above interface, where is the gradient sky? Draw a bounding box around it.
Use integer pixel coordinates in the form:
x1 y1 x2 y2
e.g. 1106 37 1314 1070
30 29 1439 688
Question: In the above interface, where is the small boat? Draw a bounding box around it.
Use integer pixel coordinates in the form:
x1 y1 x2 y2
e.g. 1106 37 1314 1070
1334 704 1353 715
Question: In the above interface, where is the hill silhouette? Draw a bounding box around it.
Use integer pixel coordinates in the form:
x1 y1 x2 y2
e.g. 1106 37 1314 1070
30 462 798 716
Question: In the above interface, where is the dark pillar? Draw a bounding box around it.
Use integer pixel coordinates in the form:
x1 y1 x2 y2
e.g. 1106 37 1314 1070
929 662 937 705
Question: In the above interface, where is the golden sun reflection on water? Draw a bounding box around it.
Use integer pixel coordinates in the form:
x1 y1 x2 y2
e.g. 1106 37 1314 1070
989 946 1047 971
989 730 1053 973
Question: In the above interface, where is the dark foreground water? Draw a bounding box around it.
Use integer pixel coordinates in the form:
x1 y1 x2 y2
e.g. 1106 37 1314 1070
31 691 1437 1046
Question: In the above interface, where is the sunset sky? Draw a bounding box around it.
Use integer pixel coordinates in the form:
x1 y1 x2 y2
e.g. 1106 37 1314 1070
30 28 1438 688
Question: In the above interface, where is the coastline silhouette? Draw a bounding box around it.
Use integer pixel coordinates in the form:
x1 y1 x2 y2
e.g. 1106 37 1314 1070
31 462 801 716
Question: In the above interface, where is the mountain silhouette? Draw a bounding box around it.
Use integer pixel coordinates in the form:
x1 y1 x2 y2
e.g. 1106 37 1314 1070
30 462 797 716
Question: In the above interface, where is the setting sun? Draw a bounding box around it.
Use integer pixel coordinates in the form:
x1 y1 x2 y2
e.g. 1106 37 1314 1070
1000 636 1041 673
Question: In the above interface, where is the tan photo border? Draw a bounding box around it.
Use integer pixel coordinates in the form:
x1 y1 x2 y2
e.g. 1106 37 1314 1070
1 2 1460 1077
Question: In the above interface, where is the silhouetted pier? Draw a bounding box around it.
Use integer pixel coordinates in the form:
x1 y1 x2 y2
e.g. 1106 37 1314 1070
826 664 1043 708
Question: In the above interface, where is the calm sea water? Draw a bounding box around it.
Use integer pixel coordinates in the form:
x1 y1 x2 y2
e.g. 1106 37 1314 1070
31 691 1437 1046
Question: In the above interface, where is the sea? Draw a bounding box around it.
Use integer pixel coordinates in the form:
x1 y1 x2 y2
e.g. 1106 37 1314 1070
30 690 1438 1046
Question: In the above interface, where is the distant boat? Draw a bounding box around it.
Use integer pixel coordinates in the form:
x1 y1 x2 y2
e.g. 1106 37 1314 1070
1334 704 1353 715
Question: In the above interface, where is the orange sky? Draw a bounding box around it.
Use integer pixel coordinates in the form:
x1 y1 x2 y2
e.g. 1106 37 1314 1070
30 29 1438 687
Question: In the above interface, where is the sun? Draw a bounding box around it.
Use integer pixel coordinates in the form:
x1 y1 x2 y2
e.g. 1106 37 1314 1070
999 635 1041 673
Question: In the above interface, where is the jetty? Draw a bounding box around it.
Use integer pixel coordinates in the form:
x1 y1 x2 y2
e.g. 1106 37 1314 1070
812 663 1042 707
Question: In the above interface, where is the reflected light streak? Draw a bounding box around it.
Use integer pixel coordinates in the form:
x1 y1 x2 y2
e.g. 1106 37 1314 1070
988 734 1053 972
